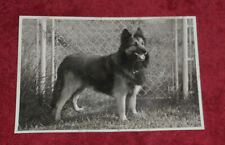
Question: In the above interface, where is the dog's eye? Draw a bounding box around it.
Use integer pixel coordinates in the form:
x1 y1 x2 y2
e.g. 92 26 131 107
130 42 137 47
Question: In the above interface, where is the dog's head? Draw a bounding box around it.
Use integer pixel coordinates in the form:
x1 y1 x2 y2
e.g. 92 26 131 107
119 28 149 68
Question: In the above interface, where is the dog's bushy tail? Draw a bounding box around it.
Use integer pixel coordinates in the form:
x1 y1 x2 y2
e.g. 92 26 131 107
51 65 64 109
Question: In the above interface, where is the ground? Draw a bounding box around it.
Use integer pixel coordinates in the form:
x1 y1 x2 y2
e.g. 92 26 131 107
19 91 202 131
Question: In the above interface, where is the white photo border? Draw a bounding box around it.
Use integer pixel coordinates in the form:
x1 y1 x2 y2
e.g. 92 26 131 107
15 16 205 134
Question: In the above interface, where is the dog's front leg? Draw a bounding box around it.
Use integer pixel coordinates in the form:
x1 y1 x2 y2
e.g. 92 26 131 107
113 75 128 121
129 85 142 114
116 93 127 121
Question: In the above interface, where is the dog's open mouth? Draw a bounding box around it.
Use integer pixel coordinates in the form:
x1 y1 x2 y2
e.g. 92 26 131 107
134 52 147 61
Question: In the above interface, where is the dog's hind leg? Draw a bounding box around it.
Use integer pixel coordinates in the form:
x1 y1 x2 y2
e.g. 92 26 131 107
72 87 85 112
55 72 81 121
55 87 72 121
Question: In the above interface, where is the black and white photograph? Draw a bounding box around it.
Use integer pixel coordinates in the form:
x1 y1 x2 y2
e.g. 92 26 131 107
15 16 204 133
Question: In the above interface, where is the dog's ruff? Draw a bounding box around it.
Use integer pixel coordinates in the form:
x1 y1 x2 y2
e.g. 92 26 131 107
51 28 149 121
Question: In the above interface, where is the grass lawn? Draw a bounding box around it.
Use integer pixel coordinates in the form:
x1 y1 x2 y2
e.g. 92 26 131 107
19 92 202 131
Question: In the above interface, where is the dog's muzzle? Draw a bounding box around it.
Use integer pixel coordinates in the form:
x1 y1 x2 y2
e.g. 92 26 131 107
134 51 148 61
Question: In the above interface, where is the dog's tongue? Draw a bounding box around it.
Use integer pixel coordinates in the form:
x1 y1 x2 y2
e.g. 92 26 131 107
139 54 145 60
135 52 145 61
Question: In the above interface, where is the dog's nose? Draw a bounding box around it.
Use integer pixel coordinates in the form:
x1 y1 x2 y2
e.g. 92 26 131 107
141 49 147 55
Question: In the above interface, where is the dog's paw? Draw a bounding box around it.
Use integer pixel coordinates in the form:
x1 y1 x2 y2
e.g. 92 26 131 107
74 105 85 112
55 116 62 122
119 115 128 121
133 111 147 119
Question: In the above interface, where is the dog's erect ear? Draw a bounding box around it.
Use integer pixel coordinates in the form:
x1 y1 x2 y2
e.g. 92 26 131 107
121 29 132 44
134 27 144 38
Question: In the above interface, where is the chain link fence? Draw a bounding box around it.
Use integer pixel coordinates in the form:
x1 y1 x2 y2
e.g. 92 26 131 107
54 19 176 99
20 18 197 102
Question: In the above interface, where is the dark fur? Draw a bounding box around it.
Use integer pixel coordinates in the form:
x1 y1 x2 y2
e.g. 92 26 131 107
51 28 149 120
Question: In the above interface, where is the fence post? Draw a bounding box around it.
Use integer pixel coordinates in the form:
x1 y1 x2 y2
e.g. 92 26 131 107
51 19 55 92
188 23 193 92
183 18 189 99
175 19 179 91
40 18 47 97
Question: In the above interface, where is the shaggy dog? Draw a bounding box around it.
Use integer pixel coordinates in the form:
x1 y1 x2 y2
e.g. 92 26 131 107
51 28 149 121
